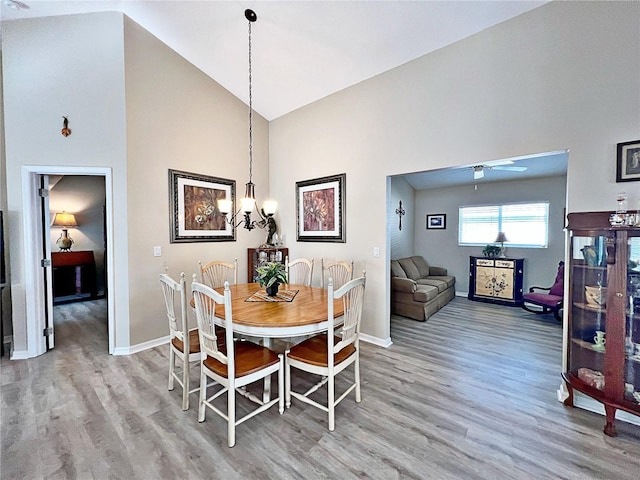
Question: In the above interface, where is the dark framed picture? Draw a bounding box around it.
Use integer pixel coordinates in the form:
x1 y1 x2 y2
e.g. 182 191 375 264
296 173 346 242
426 213 446 230
168 169 235 243
616 139 640 182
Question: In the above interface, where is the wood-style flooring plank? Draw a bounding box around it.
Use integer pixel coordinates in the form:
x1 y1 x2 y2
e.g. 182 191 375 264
3 297 640 479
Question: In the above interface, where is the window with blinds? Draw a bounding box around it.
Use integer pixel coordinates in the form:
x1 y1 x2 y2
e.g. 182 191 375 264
458 202 549 248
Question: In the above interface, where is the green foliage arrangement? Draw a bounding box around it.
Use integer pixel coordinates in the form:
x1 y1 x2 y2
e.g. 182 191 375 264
482 244 502 257
256 262 288 288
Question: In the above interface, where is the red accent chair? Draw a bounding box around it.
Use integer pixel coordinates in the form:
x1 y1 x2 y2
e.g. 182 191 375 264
522 261 564 321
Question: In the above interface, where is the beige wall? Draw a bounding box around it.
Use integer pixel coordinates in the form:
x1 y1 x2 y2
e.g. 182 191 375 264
123 17 270 344
269 1 640 342
3 12 129 355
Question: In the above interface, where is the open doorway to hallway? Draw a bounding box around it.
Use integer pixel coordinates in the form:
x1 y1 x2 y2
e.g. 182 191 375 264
49 175 108 351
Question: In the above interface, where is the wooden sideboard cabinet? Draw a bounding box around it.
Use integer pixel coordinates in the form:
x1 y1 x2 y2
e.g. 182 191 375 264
468 256 524 306
247 247 288 283
52 251 97 304
562 211 640 436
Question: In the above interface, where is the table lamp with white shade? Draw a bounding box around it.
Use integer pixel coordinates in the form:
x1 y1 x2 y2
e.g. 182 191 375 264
52 212 78 252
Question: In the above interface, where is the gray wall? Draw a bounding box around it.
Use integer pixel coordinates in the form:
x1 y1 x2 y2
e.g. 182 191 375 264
389 176 415 259
415 175 567 294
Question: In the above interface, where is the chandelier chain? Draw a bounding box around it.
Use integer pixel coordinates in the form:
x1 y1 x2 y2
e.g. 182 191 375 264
248 17 253 184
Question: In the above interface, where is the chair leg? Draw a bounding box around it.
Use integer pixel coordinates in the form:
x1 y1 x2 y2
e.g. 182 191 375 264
181 354 189 411
355 353 361 403
278 354 284 414
328 375 335 432
284 350 291 409
168 348 175 391
198 367 206 423
228 381 236 448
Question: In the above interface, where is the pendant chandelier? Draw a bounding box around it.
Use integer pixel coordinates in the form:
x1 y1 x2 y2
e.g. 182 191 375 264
219 9 276 231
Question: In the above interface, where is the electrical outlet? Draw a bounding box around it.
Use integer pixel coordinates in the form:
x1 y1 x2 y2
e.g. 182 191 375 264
373 247 380 257
153 246 162 257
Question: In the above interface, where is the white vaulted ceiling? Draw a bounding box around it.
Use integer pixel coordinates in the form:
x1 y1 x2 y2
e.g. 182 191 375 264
1 0 549 121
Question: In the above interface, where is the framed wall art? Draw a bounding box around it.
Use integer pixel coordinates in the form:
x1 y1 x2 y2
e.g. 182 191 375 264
426 213 446 230
616 140 640 182
296 173 346 242
168 169 235 243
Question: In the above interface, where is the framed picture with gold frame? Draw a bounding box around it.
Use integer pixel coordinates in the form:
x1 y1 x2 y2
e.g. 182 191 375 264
168 169 235 243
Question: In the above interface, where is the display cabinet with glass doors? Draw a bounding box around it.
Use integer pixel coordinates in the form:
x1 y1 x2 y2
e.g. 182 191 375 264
562 211 640 436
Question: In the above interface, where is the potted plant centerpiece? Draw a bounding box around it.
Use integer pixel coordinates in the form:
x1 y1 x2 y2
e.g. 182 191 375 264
256 261 288 296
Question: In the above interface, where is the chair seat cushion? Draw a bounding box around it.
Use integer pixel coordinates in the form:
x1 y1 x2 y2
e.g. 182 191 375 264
172 329 201 354
203 341 279 377
523 292 563 308
287 334 356 367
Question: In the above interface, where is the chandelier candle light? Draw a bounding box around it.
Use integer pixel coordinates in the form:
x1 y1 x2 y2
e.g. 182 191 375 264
218 9 277 231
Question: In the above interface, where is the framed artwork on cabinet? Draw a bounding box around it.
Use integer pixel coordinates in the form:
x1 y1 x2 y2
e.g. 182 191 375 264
616 139 640 182
295 173 346 242
168 169 235 243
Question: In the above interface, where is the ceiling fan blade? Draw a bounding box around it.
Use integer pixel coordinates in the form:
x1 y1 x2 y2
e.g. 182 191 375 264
492 166 527 172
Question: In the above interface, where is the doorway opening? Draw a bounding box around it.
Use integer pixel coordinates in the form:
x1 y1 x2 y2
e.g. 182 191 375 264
21 166 115 357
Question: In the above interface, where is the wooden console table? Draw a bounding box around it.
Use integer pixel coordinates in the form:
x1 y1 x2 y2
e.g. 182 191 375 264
52 251 97 304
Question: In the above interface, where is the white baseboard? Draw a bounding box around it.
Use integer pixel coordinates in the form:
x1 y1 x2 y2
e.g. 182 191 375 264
113 335 169 356
10 349 30 360
455 291 468 297
360 333 392 348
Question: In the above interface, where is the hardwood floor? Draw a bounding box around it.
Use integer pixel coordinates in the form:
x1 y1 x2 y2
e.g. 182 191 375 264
3 297 640 479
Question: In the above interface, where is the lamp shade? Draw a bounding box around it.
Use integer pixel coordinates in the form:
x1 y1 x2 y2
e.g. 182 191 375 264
52 212 78 227
495 231 508 243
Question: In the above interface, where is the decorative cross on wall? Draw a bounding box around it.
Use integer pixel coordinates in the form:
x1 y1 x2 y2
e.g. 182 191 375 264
395 200 406 231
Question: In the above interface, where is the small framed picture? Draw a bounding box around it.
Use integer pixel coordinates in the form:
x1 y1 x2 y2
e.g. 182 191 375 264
616 140 640 182
168 169 236 243
426 214 446 230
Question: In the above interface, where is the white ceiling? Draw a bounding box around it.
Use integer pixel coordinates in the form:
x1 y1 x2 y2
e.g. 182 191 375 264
402 150 567 190
1 0 548 121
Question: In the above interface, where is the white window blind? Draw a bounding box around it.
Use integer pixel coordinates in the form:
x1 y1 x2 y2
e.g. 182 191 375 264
458 202 549 248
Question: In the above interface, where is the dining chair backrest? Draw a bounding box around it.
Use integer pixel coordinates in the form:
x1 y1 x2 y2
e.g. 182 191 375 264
160 271 187 345
161 270 201 410
321 259 354 290
199 258 238 289
285 256 314 287
191 279 233 371
328 272 366 360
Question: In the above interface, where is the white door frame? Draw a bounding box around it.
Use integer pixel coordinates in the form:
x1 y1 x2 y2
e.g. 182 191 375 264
21 165 115 356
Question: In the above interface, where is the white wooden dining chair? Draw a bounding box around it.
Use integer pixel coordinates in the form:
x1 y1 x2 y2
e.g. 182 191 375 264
285 272 366 431
199 258 238 288
160 271 200 411
285 256 314 286
320 259 354 290
191 279 284 448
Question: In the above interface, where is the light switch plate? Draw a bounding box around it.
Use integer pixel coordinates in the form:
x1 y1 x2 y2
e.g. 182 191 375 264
153 246 162 257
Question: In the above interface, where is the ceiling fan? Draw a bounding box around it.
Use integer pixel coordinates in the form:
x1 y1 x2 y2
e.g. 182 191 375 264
470 160 527 180
4 0 29 9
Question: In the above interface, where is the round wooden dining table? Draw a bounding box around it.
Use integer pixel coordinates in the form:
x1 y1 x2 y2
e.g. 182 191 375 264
211 283 345 338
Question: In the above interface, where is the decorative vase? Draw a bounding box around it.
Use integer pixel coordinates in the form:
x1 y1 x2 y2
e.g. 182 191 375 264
266 283 280 297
